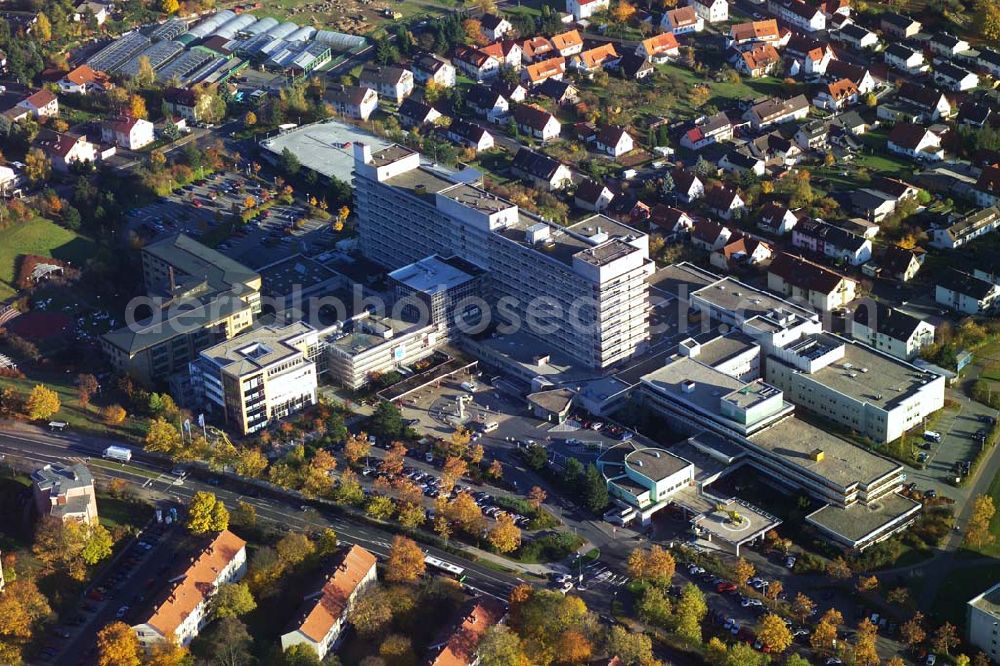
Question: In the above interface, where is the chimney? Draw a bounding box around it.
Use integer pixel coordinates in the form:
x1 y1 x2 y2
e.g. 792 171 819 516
353 142 373 165
681 380 697 394
810 449 825 462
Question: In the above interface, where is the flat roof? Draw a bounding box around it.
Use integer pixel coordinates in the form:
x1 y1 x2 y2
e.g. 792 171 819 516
691 332 758 368
692 275 816 322
144 233 259 294
260 254 339 298
693 498 781 546
328 316 423 355
970 581 1000 619
806 340 938 409
749 416 902 489
389 255 479 296
807 492 921 545
440 182 516 213
260 120 392 182
200 322 313 377
648 262 719 301
626 445 692 481
642 356 751 415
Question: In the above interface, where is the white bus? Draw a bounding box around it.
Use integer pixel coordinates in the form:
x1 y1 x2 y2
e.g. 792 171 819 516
425 554 465 579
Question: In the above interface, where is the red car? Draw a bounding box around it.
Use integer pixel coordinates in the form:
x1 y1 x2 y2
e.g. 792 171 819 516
716 581 737 594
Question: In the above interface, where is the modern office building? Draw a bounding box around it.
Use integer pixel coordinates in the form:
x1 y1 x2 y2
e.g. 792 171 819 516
322 312 440 390
968 582 1000 663
280 545 377 660
133 530 247 649
103 234 262 385
597 441 695 523
388 254 486 337
31 463 99 524
188 322 319 435
354 143 654 369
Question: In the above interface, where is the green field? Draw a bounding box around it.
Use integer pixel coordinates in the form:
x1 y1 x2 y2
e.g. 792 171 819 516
0 217 96 300
970 468 1000 559
932 561 1000 628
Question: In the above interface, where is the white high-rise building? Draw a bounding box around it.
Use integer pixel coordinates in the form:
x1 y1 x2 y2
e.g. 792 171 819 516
354 144 654 368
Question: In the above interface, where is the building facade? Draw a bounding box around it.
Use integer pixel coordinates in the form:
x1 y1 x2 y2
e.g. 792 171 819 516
31 463 99 524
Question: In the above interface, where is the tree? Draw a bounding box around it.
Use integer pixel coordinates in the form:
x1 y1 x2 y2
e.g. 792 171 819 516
336 468 365 505
786 655 812 666
130 94 148 120
276 532 315 568
488 513 521 553
733 557 755 588
282 643 321 665
674 582 707 644
349 586 396 637
636 585 672 627
902 612 926 648
606 625 657 666
0 578 51 658
932 622 960 655
397 502 426 530
764 579 783 601
582 464 609 513
380 633 415 664
791 593 815 624
857 575 879 593
382 442 408 477
811 609 842 654
146 641 189 666
136 56 155 87
212 582 256 618
77 373 99 410
211 500 230 531
244 111 257 128
81 524 114 565
97 621 142 666
463 18 484 45
613 0 637 22
976 0 1000 40
756 613 792 653
366 495 395 521
854 618 880 666
36 12 52 40
235 500 257 528
24 147 50 184
440 456 468 494
145 417 181 455
101 404 127 424
344 432 372 466
826 556 852 579
235 448 268 478
204 616 253 666
161 0 179 13
706 637 728 666
478 625 530 666
370 402 405 440
187 491 225 534
886 587 909 605
557 629 593 664
488 459 503 479
444 492 485 536
726 643 762 666
25 384 59 420
385 535 427 583
965 494 996 549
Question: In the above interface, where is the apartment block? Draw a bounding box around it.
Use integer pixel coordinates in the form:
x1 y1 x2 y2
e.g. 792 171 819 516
323 313 440 390
354 144 654 369
188 322 319 435
31 463 99 524
968 582 1000 663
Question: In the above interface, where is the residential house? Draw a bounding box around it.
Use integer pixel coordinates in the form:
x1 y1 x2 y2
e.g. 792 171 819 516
849 189 897 223
794 119 829 151
879 244 925 282
0 165 21 197
935 268 1000 315
719 150 765 177
466 84 508 122
513 104 561 141
279 545 377 661
33 129 96 172
895 82 952 122
680 110 734 150
672 170 705 202
551 30 584 57
618 53 655 80
398 98 442 128
832 217 881 240
58 64 108 95
412 53 456 88
850 302 934 361
825 60 876 94
746 95 810 131
480 41 523 70
930 207 1000 249
427 598 506 666
933 62 978 92
445 119 494 152
884 44 926 74
16 89 58 118
521 36 556 63
727 19 782 48
959 101 992 129
792 218 872 265
132 530 247 649
493 80 527 102
575 178 615 211
74 0 107 24
537 78 579 105
480 14 513 42
661 6 704 34
31 463 99 524
929 33 970 58
871 175 921 203
767 252 858 311
691 219 733 250
453 45 501 82
750 131 802 165
705 186 746 220
736 43 781 78
785 35 831 75
511 147 573 190
328 85 377 120
887 123 944 161
837 23 878 49
768 0 825 32
689 0 728 24
360 65 414 104
571 43 620 75
710 235 772 270
758 203 800 235
524 56 566 86
813 78 859 111
637 33 680 63
977 48 1000 78
101 116 155 150
833 110 870 135
596 125 634 157
650 205 695 234
567 0 610 20
881 12 921 38
975 164 1000 207
163 88 198 122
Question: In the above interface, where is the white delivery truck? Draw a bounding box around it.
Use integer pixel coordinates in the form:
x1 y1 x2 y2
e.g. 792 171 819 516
103 445 132 462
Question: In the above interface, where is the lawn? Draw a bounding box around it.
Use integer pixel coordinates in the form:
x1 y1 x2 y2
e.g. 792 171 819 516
0 217 97 300
931 562 1000 629
967 467 1000 558
97 493 153 532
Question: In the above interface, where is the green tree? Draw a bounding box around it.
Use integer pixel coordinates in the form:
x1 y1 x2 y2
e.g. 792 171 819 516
478 625 530 666
366 495 395 520
674 583 708 644
211 583 256 618
606 625 657 666
203 616 253 666
279 147 301 176
187 491 223 534
282 643 321 665
81 524 114 565
636 585 672 627
370 401 405 440
582 463 609 513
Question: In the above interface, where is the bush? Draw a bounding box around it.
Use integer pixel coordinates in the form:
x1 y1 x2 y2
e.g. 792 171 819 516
493 495 559 530
515 532 583 563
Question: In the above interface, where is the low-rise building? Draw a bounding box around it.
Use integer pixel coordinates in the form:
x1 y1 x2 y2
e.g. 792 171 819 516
878 244 924 282
936 268 1000 315
133 530 247 649
929 33 970 58
975 165 1000 208
680 111 734 150
58 64 108 94
689 0 728 24
33 128 96 172
814 78 859 111
719 150 765 177
428 598 507 666
101 116 155 150
521 36 556 63
768 0 825 32
444 119 493 153
661 6 704 33
850 302 934 361
792 218 872 265
930 206 1000 249
736 43 781 78
758 203 800 235
933 62 979 92
453 45 501 81
567 0 610 19
596 125 633 157
360 65 414 104
551 29 584 57
597 441 695 524
523 56 567 86
825 60 877 94
705 186 746 220
188 322 318 435
637 32 679 63
412 52 456 88
881 12 921 38
692 220 732 251
884 43 926 74
279 545 377 661
163 87 198 122
977 48 1000 78
513 104 561 141
968 582 1000 664
31 463 98 524
767 252 858 311
16 89 58 118
746 95 810 130
466 84 508 122
329 85 377 121
398 98 443 128
727 19 782 48
887 123 943 162
571 43 620 74
837 23 878 49
575 178 615 212
672 170 705 202
511 147 572 190
479 13 513 42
